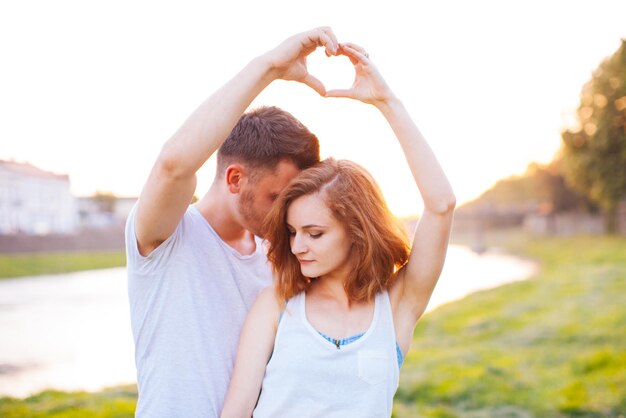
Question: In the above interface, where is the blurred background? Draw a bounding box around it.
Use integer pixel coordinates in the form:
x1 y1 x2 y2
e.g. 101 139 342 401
1 0 625 417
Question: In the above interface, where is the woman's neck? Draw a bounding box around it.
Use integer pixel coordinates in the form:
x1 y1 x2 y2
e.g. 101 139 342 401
309 275 353 308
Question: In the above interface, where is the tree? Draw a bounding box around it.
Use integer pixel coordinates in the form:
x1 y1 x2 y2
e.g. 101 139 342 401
530 159 593 214
461 161 587 214
561 39 626 232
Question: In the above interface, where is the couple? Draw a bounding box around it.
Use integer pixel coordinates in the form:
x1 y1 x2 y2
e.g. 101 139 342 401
125 27 455 417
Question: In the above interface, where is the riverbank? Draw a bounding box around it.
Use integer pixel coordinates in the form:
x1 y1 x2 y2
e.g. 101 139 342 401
394 230 626 417
0 251 126 279
1 232 624 417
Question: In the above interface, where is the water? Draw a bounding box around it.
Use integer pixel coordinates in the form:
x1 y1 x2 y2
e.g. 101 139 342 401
0 245 536 398
0 268 135 398
427 245 537 312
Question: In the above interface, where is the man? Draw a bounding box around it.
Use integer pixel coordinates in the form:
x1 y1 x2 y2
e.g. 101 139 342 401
125 27 339 417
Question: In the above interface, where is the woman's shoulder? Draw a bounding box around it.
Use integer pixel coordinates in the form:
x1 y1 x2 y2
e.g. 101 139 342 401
246 285 287 333
254 285 286 314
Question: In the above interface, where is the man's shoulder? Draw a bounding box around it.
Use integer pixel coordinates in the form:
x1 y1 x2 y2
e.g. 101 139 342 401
125 204 215 269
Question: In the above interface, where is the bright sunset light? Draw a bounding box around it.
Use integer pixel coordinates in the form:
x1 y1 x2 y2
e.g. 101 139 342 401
2 1 626 217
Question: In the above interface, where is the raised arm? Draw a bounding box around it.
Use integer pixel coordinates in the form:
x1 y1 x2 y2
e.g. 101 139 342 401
327 43 456 351
135 27 339 256
220 287 281 418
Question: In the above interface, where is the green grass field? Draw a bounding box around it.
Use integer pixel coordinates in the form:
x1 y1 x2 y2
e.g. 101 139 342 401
1 232 624 417
0 386 137 418
393 232 626 417
0 251 126 279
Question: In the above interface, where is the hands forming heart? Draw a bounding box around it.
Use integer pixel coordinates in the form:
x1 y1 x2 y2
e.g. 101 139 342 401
266 27 395 108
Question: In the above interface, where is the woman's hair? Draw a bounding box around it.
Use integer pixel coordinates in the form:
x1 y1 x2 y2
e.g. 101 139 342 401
263 158 410 304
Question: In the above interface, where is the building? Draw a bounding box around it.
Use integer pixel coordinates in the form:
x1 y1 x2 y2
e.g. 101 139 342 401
76 195 136 229
0 160 77 235
114 196 137 221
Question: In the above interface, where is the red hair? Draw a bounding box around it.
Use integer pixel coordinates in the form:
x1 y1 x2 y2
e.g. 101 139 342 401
263 158 410 304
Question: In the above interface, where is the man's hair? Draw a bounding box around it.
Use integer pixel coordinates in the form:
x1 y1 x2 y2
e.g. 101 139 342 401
263 158 410 304
216 106 320 177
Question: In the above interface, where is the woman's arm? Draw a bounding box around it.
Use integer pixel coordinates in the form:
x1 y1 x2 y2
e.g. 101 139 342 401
220 287 281 418
382 98 456 354
327 44 456 354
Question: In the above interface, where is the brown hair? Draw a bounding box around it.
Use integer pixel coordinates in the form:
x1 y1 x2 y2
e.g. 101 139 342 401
263 158 410 303
216 106 320 177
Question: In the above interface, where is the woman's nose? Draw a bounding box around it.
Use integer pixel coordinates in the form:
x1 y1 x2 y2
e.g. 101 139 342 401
290 234 307 254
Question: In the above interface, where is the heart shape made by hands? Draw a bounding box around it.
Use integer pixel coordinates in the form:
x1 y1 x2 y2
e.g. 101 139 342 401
307 48 355 93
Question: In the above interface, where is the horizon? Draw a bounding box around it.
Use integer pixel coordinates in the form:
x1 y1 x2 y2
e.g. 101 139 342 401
0 152 541 207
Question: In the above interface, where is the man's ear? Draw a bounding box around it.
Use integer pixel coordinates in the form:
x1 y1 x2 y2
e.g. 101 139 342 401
225 164 246 194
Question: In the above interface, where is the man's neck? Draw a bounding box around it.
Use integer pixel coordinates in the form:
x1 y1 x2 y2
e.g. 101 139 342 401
195 189 257 256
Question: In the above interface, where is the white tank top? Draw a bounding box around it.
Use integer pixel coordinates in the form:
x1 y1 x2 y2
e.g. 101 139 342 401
253 290 400 417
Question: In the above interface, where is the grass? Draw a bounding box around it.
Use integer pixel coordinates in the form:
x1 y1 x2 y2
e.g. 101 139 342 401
0 251 126 279
392 231 626 417
1 231 625 417
0 386 137 418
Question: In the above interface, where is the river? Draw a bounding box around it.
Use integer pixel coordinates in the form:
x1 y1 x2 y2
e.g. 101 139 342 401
0 245 536 398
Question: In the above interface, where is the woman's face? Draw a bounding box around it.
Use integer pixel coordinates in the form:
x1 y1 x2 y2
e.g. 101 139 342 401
286 193 352 280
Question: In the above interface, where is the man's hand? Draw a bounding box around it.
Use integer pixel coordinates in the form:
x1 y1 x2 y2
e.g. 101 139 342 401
264 27 339 96
134 27 339 256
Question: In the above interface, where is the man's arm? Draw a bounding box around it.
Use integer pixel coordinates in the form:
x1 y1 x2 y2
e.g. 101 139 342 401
135 27 339 256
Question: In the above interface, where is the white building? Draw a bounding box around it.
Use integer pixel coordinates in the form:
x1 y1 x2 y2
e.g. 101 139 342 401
76 196 137 229
114 197 137 221
0 160 77 235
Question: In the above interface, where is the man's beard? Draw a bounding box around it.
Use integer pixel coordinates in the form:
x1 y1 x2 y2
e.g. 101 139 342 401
238 189 263 237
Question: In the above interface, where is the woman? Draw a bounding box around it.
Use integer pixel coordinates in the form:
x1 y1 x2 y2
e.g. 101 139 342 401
221 42 456 417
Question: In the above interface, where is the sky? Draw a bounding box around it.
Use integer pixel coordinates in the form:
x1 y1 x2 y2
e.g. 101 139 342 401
2 0 625 217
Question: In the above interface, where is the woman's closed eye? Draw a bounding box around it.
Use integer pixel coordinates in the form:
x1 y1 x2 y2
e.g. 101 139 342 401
286 225 322 239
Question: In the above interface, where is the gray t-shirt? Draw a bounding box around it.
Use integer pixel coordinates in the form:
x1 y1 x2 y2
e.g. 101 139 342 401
125 204 272 417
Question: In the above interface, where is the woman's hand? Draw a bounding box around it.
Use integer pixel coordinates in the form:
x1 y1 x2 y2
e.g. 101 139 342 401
325 42 396 107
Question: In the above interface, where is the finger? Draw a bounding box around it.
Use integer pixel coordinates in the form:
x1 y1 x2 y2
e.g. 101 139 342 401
337 44 358 65
302 73 326 96
305 27 338 56
306 32 335 57
341 43 369 58
319 27 339 56
339 44 370 63
325 89 352 99
340 42 367 56
319 33 337 57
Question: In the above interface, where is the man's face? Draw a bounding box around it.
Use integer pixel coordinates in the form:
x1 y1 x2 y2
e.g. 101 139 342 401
237 160 300 237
